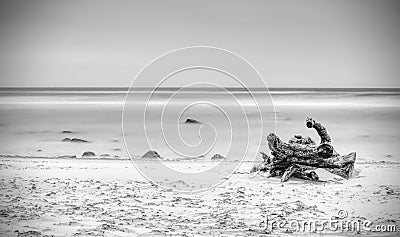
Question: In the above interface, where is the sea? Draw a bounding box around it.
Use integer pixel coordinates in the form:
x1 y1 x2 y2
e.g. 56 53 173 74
0 87 399 163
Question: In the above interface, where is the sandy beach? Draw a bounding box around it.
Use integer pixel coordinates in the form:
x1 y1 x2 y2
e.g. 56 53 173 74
0 157 399 236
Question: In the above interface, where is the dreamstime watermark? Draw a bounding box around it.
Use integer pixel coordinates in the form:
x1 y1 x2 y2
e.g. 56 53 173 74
262 210 397 233
122 46 276 192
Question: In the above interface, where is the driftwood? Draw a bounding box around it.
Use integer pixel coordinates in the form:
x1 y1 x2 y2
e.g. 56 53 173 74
251 117 356 182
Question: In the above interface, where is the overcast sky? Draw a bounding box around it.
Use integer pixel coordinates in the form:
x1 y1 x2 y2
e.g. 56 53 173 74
0 0 399 88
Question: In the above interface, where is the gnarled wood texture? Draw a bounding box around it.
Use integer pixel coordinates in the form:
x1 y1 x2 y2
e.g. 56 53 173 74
252 117 356 182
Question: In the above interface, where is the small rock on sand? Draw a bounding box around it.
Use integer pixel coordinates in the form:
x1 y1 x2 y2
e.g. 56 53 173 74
57 155 77 159
82 151 96 157
211 154 225 160
141 150 161 159
16 230 43 236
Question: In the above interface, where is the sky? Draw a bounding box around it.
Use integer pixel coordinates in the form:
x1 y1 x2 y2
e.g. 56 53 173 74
0 0 399 88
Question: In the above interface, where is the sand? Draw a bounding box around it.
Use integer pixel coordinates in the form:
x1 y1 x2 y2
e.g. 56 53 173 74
0 157 399 236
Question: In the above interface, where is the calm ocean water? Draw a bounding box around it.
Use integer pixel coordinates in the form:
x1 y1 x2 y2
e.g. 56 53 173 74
0 88 399 162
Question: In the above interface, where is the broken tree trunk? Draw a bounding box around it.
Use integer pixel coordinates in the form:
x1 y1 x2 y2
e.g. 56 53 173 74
252 117 356 182
275 152 356 169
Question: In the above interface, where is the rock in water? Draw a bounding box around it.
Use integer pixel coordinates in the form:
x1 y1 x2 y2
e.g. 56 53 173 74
184 118 201 124
82 151 96 157
71 138 89 143
62 138 89 143
62 130 73 133
141 150 161 159
211 154 225 160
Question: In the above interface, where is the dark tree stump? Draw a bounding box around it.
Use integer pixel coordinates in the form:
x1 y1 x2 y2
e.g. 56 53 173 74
252 117 356 182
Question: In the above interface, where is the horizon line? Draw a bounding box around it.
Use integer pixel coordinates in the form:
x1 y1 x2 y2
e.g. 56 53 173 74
0 86 399 92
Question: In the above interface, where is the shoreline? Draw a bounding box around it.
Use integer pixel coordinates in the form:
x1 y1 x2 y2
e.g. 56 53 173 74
1 154 399 165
